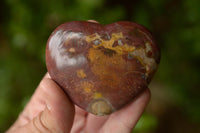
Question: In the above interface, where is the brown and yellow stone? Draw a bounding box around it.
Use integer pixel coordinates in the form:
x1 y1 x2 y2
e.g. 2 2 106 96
46 21 160 115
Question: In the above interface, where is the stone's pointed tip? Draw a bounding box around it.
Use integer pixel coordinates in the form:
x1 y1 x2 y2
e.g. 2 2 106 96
88 99 113 116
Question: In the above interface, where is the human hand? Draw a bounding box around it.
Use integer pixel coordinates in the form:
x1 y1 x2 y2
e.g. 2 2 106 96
6 73 150 133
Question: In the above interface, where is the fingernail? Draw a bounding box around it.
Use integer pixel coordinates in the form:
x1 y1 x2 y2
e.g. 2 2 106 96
87 20 99 23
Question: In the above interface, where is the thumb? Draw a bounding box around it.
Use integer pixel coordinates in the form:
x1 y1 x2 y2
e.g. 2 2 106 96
7 74 75 133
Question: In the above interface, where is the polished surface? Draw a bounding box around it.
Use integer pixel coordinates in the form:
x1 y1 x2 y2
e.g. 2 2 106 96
46 21 160 115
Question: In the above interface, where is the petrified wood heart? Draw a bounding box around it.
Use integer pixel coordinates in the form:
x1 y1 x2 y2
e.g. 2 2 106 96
46 21 160 116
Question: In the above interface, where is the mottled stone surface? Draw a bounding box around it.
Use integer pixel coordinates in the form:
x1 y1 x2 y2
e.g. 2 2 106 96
46 21 160 115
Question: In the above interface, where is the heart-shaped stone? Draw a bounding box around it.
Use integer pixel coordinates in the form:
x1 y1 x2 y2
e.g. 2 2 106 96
46 21 160 116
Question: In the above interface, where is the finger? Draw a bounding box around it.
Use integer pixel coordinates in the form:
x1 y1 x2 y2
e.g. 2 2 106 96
8 76 75 133
27 78 75 132
75 105 87 116
70 106 87 133
84 114 109 133
87 20 99 23
101 89 151 133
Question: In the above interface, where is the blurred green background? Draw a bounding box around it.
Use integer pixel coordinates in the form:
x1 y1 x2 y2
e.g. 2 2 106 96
0 0 200 132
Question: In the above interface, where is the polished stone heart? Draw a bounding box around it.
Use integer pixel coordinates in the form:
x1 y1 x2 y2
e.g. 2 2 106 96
46 21 160 115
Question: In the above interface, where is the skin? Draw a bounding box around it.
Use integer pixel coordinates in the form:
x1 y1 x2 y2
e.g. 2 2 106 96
6 73 150 133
